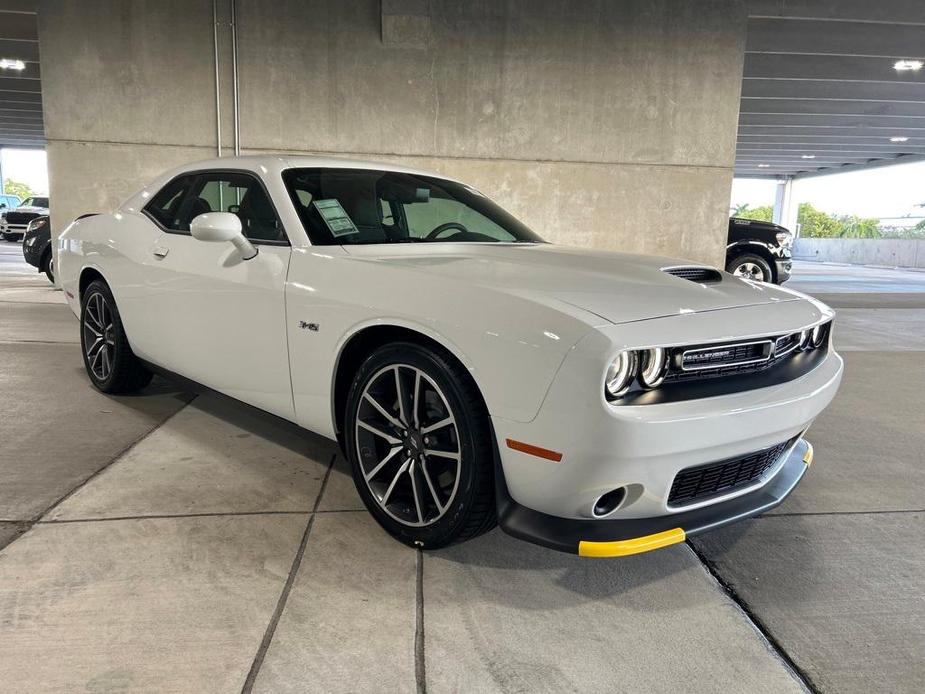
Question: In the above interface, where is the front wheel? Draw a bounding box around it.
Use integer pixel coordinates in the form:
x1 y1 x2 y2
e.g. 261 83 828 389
727 253 774 283
344 342 496 549
41 250 54 283
80 280 152 393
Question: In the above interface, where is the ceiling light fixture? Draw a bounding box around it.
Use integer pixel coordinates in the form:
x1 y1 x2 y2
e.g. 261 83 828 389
757 164 770 168
890 136 909 142
894 59 923 72
0 58 25 71
801 154 816 159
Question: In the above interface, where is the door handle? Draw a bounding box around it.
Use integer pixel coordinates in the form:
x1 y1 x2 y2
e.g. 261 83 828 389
152 246 169 259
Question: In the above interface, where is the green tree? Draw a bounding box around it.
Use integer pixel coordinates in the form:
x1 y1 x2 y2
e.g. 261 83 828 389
835 215 881 239
731 203 773 223
797 202 883 239
2 179 35 201
798 202 841 238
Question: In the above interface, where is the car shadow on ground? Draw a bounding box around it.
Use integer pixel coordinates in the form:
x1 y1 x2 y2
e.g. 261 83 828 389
120 374 731 607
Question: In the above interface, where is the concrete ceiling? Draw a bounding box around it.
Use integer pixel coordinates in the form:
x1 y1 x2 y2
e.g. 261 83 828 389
0 0 41 148
0 0 923 177
738 0 925 178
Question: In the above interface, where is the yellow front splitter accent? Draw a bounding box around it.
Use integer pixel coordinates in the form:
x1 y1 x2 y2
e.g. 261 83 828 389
578 527 686 558
802 442 814 466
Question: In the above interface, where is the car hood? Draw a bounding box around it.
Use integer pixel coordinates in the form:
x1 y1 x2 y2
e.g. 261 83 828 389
344 243 801 325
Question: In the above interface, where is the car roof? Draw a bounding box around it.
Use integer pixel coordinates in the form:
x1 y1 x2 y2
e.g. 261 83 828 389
162 154 458 183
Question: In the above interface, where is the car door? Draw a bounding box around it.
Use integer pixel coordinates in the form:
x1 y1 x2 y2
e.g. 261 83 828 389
139 169 295 420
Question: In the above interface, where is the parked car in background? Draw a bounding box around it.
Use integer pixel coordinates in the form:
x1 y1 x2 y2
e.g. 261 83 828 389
22 215 54 283
1 195 50 242
726 217 793 284
57 156 841 557
0 194 21 211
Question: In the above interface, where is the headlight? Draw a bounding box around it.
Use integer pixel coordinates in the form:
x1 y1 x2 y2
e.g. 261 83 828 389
27 218 47 232
639 347 668 389
798 329 812 350
605 351 638 398
776 231 793 248
811 324 825 348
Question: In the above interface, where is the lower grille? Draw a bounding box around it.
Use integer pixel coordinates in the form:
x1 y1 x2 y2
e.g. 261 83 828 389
667 438 796 506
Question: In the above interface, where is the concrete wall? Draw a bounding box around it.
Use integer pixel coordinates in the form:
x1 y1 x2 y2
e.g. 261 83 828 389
794 238 925 269
39 0 747 264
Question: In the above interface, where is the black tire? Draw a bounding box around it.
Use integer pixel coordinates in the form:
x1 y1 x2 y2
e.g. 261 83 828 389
344 342 496 549
80 279 153 393
726 252 774 283
41 250 54 283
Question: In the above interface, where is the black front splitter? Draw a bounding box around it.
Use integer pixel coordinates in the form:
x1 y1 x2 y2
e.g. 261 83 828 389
496 439 812 557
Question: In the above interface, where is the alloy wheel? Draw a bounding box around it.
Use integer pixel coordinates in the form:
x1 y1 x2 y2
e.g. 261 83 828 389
734 261 766 282
82 291 115 381
355 364 462 527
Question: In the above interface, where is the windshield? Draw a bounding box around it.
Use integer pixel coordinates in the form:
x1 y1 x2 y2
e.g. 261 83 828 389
282 168 544 246
23 197 48 208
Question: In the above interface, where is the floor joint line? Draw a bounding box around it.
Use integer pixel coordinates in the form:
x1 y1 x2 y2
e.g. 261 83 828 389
240 452 336 694
686 540 818 694
415 548 427 694
37 510 312 524
0 394 196 553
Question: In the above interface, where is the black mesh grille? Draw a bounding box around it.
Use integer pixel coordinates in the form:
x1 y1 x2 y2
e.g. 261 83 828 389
662 267 723 283
667 438 796 506
663 323 830 384
5 211 40 225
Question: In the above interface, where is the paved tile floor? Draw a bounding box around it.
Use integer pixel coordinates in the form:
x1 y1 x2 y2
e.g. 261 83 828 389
0 243 922 693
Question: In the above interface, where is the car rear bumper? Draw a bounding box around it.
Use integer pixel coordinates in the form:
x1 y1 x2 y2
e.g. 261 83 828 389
497 438 813 556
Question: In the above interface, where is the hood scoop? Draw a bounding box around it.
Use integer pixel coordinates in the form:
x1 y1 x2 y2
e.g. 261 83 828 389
661 266 723 284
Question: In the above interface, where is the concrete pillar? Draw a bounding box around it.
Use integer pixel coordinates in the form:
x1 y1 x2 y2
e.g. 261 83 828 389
773 177 798 234
39 0 749 265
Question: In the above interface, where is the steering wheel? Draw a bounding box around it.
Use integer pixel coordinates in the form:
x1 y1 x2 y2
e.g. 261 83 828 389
424 222 471 241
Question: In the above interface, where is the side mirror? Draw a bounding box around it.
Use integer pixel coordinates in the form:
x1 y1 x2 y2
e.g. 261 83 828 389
190 212 257 260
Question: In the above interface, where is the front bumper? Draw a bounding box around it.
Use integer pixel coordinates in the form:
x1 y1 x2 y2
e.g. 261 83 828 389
492 300 840 520
775 257 793 283
1 223 26 239
22 235 45 267
498 439 813 556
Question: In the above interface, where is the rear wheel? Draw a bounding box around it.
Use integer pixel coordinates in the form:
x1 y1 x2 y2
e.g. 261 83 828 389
80 280 152 393
344 342 496 549
727 253 773 283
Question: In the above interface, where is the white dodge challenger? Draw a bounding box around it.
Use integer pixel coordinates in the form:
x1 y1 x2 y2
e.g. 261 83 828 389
57 156 843 557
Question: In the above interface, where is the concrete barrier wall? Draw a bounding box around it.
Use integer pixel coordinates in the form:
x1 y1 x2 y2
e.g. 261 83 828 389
794 238 925 269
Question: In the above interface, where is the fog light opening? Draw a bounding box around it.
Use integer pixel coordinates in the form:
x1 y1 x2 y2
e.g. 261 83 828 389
592 487 627 517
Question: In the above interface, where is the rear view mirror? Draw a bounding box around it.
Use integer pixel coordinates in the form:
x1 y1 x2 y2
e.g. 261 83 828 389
190 212 257 260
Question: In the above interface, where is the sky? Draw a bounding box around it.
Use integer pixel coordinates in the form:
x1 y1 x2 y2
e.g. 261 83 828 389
0 148 48 195
731 159 925 227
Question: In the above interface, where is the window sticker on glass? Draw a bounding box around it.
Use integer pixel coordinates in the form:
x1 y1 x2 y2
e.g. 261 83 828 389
314 199 358 236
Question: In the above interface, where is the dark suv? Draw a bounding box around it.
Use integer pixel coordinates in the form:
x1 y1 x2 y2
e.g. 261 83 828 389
726 217 793 284
22 215 54 283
